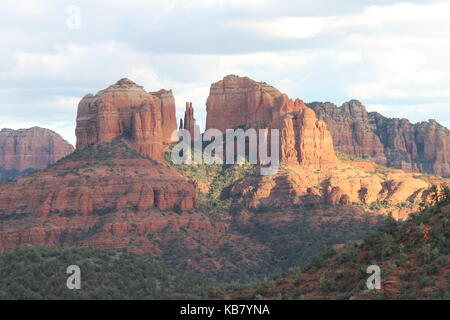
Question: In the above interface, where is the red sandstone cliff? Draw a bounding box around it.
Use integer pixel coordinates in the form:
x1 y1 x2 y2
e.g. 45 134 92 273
206 75 283 132
206 75 338 168
0 127 74 181
150 89 178 143
205 75 439 213
0 80 201 254
76 79 177 161
309 100 450 177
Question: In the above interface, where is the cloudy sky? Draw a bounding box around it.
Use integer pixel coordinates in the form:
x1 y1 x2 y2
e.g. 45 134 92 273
1 0 450 145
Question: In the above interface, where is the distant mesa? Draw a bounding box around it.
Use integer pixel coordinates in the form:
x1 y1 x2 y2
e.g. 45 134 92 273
0 127 74 182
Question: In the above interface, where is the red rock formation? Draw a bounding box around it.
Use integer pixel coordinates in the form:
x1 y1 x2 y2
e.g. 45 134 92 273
0 127 74 180
150 89 177 143
206 75 338 168
0 138 200 251
276 101 338 168
205 75 441 212
76 79 178 161
309 100 450 177
308 101 387 165
372 115 450 177
206 75 283 132
230 162 436 218
0 140 197 216
183 102 200 140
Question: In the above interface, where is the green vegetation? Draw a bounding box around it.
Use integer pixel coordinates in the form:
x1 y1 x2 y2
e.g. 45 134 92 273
336 152 371 163
0 167 36 184
165 151 257 215
224 185 450 300
164 149 392 282
56 138 152 165
0 246 211 300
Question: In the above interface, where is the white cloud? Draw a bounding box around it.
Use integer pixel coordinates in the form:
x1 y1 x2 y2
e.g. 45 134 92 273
0 0 49 17
365 102 450 127
442 121 450 130
231 1 450 39
1 0 450 143
0 117 41 130
230 17 326 39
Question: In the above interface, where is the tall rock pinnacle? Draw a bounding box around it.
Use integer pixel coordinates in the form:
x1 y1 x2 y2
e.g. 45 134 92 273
183 102 200 140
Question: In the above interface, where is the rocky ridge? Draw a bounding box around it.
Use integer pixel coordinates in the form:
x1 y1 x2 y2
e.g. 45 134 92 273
205 75 439 214
309 100 450 177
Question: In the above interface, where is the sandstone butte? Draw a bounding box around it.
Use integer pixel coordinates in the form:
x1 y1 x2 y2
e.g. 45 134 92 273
308 100 450 177
0 79 203 255
76 78 178 161
0 127 74 181
205 75 445 217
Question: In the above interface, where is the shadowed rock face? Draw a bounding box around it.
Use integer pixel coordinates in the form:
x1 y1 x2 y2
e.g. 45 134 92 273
309 100 450 177
0 127 74 182
76 78 177 161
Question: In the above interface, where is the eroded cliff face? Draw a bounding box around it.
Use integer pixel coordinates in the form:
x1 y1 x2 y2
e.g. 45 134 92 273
371 114 450 177
230 162 438 220
206 75 338 169
150 89 178 143
206 75 283 132
308 101 387 165
76 79 177 161
0 127 74 181
309 100 450 177
0 139 199 252
205 76 441 212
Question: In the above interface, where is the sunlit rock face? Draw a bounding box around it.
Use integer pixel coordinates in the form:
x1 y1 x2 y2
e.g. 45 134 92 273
76 78 178 161
205 74 338 168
